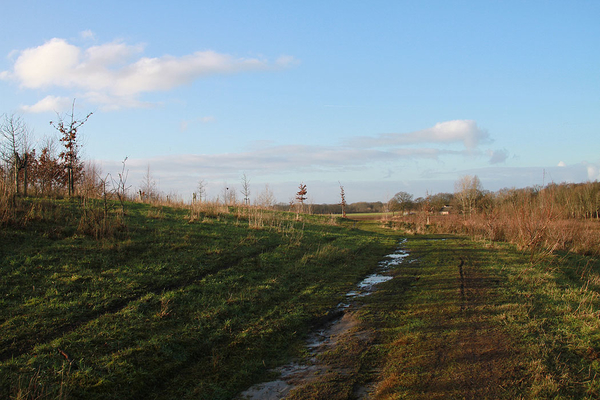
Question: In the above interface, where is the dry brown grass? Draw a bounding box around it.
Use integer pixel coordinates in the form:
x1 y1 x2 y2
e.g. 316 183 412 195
398 207 600 258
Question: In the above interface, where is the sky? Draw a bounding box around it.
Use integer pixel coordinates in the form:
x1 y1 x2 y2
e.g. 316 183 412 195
0 1 598 204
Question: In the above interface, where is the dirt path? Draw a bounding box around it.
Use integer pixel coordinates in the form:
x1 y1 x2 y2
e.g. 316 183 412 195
238 236 527 399
370 237 526 399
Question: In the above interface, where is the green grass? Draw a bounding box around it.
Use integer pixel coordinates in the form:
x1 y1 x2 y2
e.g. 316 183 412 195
360 235 600 399
4 199 600 399
0 200 397 400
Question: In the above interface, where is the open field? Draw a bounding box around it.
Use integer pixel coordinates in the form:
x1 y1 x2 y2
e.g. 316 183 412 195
0 200 397 399
3 199 600 399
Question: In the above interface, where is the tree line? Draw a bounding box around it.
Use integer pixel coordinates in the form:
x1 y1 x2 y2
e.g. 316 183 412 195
0 103 91 198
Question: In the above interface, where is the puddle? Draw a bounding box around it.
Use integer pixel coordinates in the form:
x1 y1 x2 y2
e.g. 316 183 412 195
346 240 409 299
237 239 410 400
346 274 393 298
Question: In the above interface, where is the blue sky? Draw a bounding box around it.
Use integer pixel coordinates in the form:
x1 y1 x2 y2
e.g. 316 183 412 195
1 1 598 203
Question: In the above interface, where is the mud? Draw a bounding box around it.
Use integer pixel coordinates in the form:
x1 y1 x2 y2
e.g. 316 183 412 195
237 240 409 400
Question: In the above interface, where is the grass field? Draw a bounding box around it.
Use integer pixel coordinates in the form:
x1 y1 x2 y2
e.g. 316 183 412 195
3 199 600 399
0 200 397 399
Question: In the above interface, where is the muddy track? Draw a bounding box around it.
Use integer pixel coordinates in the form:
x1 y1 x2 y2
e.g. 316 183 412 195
237 240 409 399
389 240 519 400
0 242 281 362
256 237 521 400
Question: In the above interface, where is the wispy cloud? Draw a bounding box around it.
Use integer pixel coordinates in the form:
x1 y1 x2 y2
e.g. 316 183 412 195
2 37 297 111
94 119 550 202
487 148 509 164
80 30 95 40
20 95 72 113
99 120 499 191
347 120 491 151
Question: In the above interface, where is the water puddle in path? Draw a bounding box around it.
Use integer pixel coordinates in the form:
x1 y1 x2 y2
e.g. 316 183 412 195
237 239 409 400
345 238 408 300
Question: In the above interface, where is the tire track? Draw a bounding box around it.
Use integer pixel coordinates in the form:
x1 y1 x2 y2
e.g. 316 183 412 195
0 242 280 362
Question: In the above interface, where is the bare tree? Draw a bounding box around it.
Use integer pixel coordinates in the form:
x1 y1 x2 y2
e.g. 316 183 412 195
112 157 131 213
241 173 251 206
256 184 276 209
339 181 347 218
50 100 92 196
0 114 32 196
139 164 158 201
454 175 483 216
220 184 237 206
195 179 207 203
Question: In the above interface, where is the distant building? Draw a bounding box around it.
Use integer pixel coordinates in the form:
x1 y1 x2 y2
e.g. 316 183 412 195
440 205 452 215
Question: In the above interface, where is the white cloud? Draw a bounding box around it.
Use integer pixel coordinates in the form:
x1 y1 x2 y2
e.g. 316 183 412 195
557 161 566 167
20 95 72 113
12 38 81 89
348 120 491 150
586 163 600 180
3 37 297 110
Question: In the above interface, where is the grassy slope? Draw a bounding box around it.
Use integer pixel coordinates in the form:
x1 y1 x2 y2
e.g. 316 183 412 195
0 201 397 400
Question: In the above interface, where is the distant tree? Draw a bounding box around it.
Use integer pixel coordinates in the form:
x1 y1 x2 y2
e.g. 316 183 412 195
294 182 308 219
196 179 207 203
139 165 158 201
220 184 237 205
0 114 31 196
296 182 307 211
50 100 92 196
429 192 454 212
256 184 276 209
414 196 426 211
390 191 414 214
112 157 130 212
339 182 347 218
454 175 483 216
241 173 251 206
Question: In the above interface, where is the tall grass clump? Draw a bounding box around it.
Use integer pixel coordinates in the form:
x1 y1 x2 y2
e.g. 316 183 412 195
187 200 230 222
